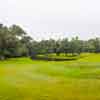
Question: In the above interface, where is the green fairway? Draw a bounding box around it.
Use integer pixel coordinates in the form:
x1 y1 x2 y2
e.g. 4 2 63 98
0 53 100 100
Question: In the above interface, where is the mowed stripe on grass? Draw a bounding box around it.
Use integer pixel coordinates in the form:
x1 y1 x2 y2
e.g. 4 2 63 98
0 54 100 100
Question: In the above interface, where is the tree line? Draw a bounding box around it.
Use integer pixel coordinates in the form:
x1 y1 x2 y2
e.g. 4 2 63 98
0 24 100 60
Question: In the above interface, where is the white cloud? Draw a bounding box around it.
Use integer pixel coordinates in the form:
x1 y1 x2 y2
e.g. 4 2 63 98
0 0 100 40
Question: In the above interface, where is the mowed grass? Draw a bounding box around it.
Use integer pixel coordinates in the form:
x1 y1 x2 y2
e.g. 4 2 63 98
0 54 100 100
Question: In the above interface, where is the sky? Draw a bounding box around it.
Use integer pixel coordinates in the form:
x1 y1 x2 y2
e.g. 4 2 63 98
0 0 100 40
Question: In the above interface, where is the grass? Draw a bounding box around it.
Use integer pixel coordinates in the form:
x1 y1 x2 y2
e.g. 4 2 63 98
37 53 80 60
0 53 100 99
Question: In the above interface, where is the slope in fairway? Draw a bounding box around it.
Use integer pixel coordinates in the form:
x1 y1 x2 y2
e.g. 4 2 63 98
0 54 100 100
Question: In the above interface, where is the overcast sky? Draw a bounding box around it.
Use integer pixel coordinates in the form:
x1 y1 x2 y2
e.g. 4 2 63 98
0 0 100 40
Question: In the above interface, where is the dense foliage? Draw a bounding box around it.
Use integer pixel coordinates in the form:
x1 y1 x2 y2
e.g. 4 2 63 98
0 24 100 59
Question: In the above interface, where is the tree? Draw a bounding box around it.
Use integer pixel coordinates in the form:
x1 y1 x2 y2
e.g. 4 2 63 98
92 38 100 53
0 24 31 59
20 35 33 56
60 38 69 55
